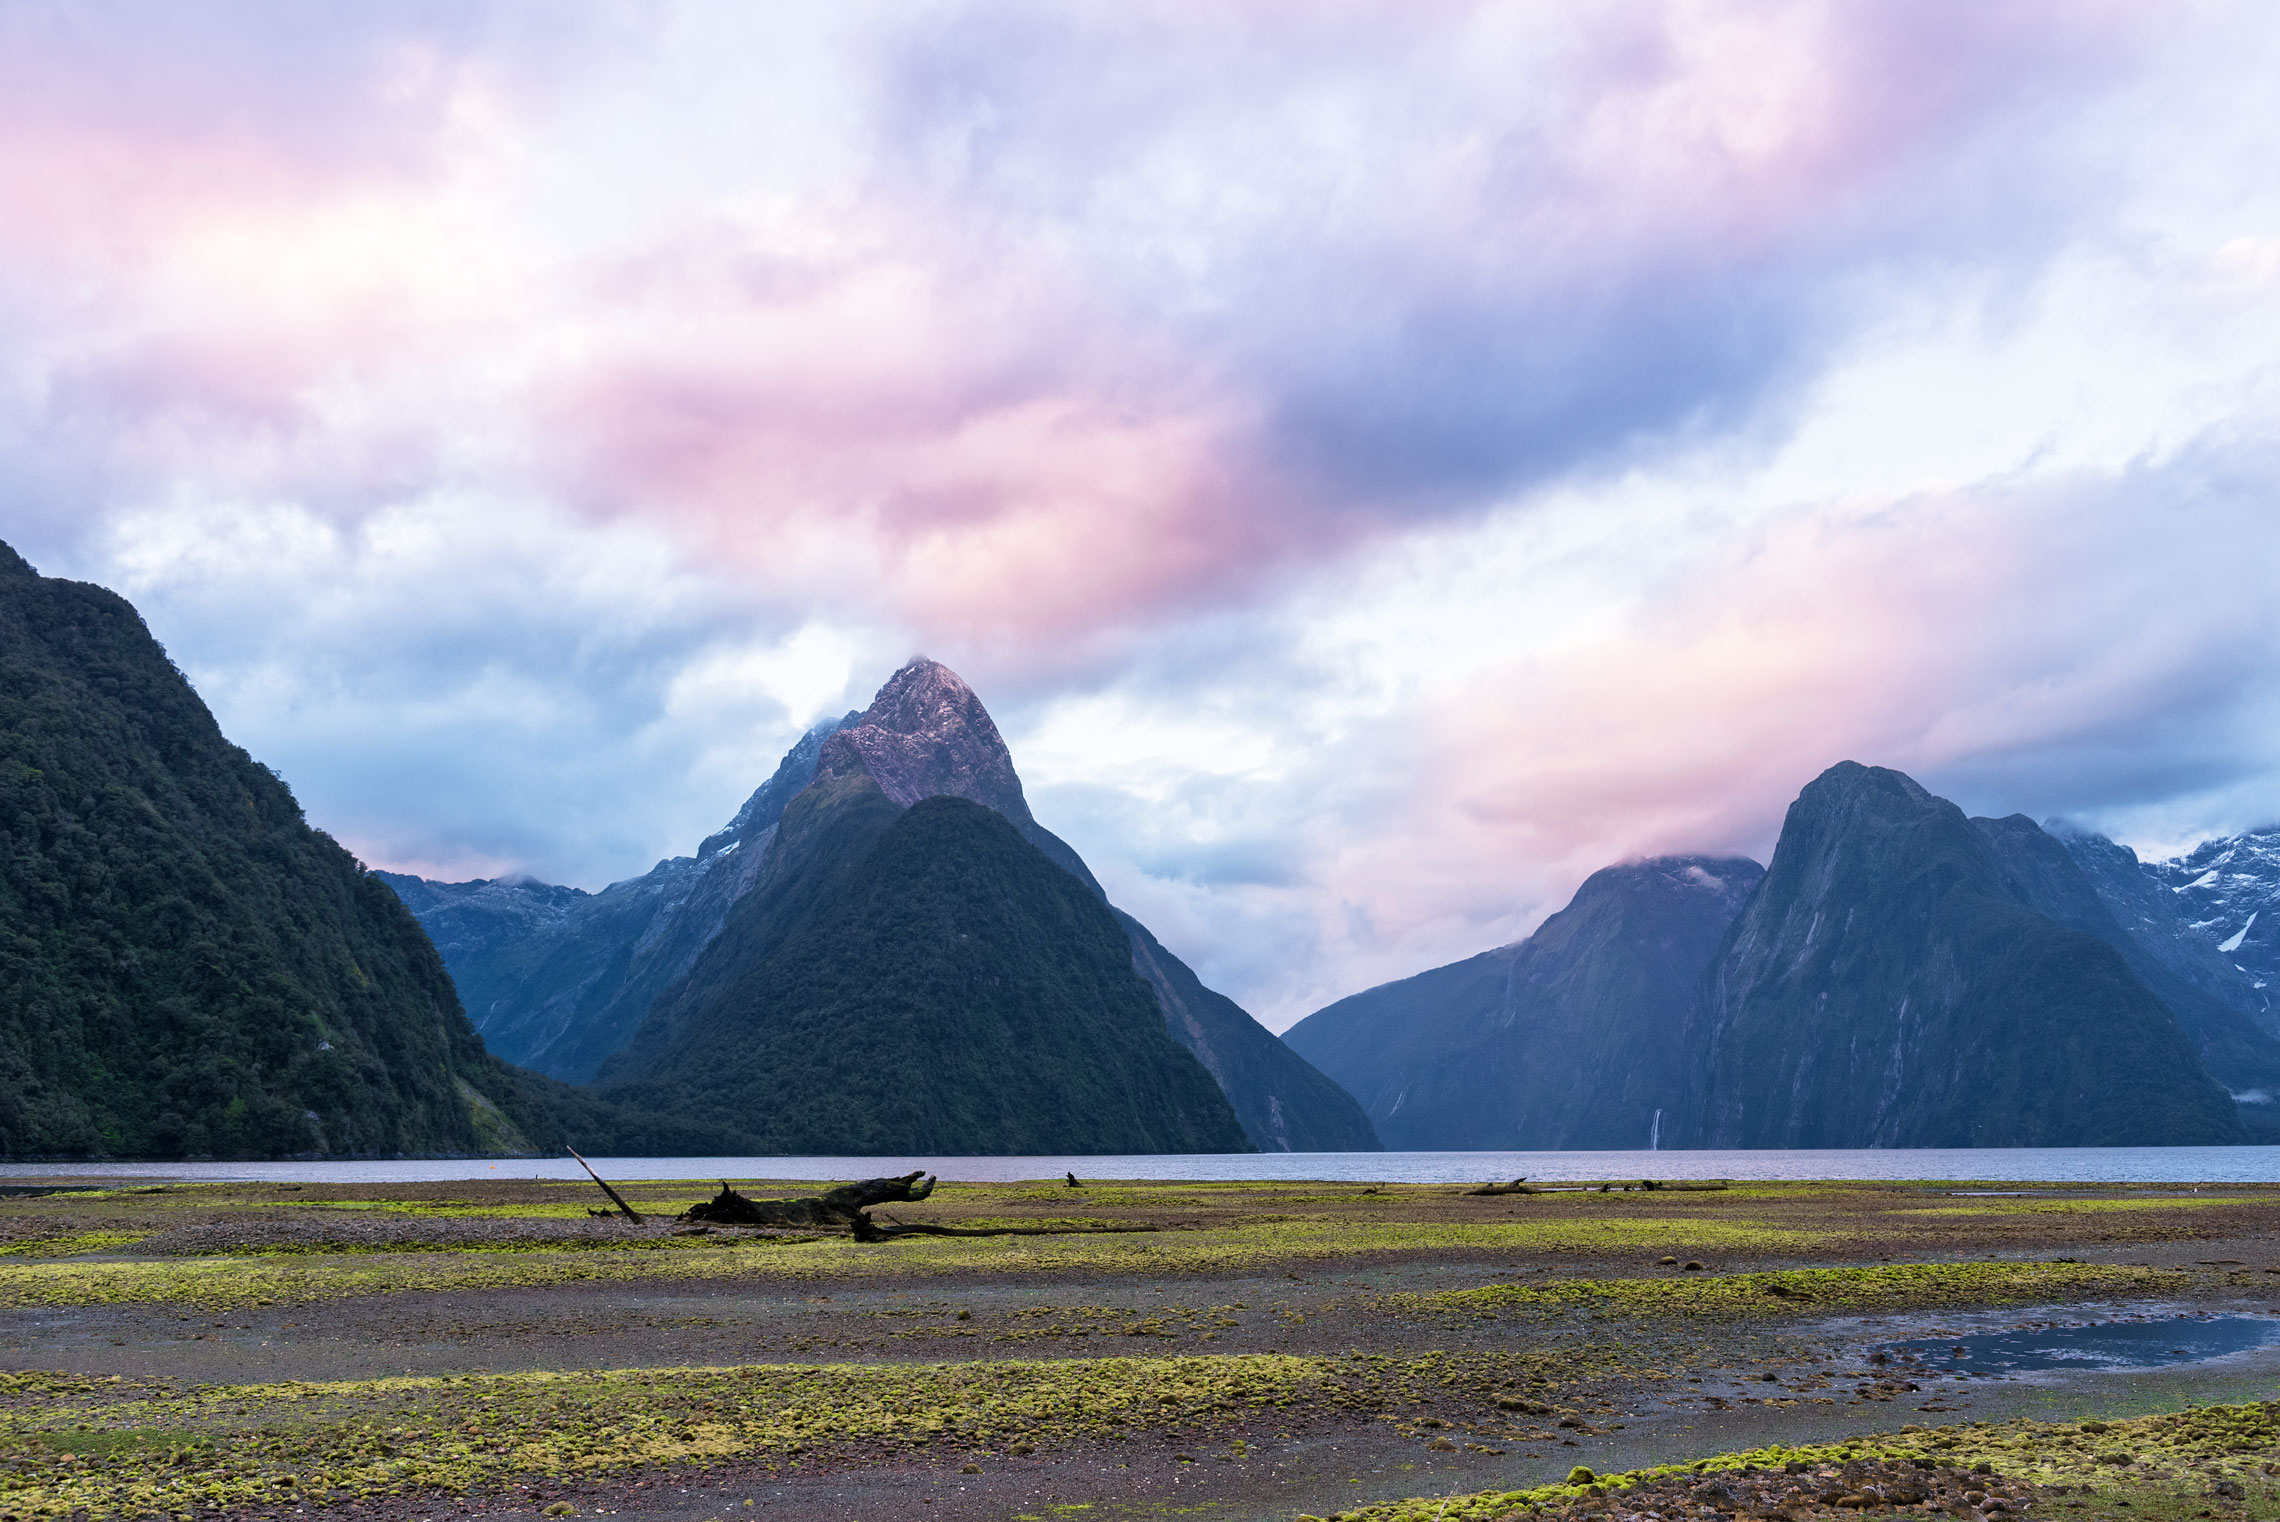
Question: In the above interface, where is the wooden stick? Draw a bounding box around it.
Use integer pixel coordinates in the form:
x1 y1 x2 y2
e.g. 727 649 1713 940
566 1146 643 1223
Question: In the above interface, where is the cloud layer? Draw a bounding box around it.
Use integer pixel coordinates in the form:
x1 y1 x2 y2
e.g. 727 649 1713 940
6 2 2280 1024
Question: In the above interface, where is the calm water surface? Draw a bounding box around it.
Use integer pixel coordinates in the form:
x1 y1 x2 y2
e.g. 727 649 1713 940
1874 1313 2280 1374
3 1146 2277 1186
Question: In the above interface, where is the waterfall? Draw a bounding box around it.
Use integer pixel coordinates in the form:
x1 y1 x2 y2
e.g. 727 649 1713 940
1650 1108 1662 1151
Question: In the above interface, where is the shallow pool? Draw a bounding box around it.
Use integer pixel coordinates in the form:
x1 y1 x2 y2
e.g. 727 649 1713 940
1874 1312 2280 1374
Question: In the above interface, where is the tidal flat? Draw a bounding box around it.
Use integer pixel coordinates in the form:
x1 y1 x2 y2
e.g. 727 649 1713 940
1 1176 2276 1522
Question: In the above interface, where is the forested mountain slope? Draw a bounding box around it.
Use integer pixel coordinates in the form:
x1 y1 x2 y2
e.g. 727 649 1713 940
0 541 727 1159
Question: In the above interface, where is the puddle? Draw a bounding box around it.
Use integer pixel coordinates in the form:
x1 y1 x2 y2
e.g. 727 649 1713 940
1871 1312 2280 1374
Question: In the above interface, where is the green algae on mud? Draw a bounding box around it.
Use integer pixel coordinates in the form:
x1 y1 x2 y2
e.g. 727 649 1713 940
1898 1195 2280 1216
1315 1400 2280 1521
0 1218 1826 1311
1394 1260 2190 1320
0 1346 1633 1520
0 1232 147 1258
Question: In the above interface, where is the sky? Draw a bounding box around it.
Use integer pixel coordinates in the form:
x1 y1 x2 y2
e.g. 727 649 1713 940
6 1 2280 1028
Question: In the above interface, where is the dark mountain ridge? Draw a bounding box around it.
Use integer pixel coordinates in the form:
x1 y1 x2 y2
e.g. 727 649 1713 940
1291 763 2266 1150
1679 763 2241 1147
391 659 1376 1152
1975 815 2280 1122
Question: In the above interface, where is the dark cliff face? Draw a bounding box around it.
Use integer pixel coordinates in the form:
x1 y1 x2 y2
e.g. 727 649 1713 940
386 657 1375 1151
1976 817 2280 1129
1283 856 1762 1149
600 787 1250 1155
1679 764 2240 1148
0 540 705 1160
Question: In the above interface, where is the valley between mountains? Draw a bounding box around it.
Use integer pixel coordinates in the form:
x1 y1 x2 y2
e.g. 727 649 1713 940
8 535 2280 1157
8 542 2280 1522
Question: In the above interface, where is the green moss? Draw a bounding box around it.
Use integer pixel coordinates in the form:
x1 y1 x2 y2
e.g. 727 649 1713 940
1900 1196 2280 1216
0 1218 1825 1310
1329 1401 2280 1520
1395 1260 2186 1318
0 1231 146 1257
0 1346 1629 1519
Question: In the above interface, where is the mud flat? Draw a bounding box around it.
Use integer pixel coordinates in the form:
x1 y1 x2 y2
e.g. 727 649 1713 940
1 1175 2277 1521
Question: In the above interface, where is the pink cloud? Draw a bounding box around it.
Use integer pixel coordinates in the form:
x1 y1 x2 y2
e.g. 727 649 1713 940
14 1 2271 1026
517 2 2152 650
3 4 2153 638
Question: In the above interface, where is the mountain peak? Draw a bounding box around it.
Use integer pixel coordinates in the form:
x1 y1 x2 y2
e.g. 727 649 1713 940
1798 760 1936 810
863 657 978 731
818 657 1035 825
0 540 33 579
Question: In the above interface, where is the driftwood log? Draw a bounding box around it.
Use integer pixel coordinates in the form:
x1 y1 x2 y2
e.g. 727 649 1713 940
679 1172 1158 1243
682 1171 939 1229
1463 1177 1731 1197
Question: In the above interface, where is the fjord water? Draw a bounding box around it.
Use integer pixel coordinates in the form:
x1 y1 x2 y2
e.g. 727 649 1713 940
4 1145 2278 1186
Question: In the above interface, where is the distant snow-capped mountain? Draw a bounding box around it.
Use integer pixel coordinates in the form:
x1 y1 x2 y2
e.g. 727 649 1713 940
2148 826 2280 1010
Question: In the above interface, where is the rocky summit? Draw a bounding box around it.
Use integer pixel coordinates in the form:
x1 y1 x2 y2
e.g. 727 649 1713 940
387 658 1377 1153
1284 856 1763 1150
818 660 1032 818
1678 763 2241 1147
